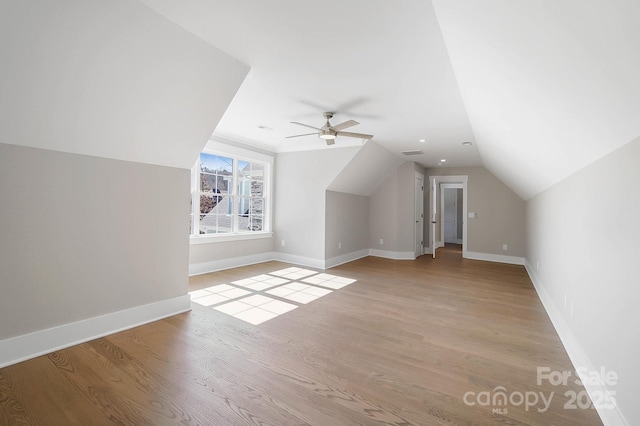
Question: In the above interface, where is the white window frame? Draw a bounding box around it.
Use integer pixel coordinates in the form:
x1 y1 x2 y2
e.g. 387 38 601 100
190 140 274 244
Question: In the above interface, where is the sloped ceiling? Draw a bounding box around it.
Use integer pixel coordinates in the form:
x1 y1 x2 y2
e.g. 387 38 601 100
138 0 481 169
0 0 248 169
327 142 405 197
431 0 640 199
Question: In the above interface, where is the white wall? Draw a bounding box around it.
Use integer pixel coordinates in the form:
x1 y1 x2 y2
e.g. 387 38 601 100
526 135 640 425
0 0 248 169
327 141 404 196
274 147 359 263
0 144 189 340
325 191 370 261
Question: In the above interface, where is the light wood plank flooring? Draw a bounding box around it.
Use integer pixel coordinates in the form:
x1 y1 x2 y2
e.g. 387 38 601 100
0 245 603 425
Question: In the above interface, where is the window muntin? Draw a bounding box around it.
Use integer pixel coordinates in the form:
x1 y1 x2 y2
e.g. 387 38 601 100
191 151 270 237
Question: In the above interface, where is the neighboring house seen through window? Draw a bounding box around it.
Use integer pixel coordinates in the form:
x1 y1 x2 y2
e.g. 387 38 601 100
190 149 270 237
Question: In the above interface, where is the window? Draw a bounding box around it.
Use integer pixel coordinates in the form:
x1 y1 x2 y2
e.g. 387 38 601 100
190 145 271 239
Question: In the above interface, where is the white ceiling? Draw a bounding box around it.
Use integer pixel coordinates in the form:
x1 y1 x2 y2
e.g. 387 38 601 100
431 0 640 199
139 0 480 169
141 0 640 199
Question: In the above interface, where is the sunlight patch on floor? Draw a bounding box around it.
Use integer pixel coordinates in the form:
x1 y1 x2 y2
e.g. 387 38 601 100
189 267 356 325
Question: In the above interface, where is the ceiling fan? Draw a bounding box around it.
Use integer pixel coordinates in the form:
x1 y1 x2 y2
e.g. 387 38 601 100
286 112 373 145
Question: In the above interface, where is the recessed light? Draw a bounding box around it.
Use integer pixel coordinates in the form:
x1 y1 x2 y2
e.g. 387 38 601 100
440 159 446 162
462 141 472 146
419 139 426 143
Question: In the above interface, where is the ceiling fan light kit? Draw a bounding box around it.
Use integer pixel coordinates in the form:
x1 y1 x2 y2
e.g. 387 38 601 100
287 111 373 145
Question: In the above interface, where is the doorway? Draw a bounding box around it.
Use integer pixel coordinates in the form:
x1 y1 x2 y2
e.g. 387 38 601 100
441 184 463 245
428 175 468 259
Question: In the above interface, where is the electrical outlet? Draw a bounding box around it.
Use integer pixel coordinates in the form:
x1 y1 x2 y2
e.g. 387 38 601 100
536 261 539 271
338 242 342 249
280 239 285 247
502 244 508 251
379 238 384 245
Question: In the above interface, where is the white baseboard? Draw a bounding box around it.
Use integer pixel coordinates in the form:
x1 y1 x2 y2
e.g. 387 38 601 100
524 262 627 426
369 249 416 260
465 251 525 265
325 249 370 269
0 295 191 368
273 252 326 270
189 252 275 276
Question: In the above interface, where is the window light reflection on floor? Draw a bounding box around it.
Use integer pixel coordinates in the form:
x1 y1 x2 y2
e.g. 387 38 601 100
189 267 356 325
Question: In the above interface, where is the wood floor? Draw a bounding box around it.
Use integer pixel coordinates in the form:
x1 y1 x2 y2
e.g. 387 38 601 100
0 245 603 425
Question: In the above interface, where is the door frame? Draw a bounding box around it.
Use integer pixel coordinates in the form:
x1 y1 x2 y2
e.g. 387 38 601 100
414 171 424 258
427 175 468 258
440 183 463 245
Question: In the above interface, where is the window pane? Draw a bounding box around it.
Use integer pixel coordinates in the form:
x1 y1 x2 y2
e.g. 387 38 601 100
238 176 251 196
238 160 250 176
200 173 216 193
250 198 264 215
199 214 232 234
251 163 264 180
250 215 263 231
238 197 250 216
199 153 216 173
215 155 233 174
200 194 216 215
237 214 250 231
251 180 264 197
216 176 232 195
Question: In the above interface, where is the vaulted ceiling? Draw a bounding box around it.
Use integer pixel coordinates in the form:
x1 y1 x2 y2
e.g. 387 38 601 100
141 0 640 200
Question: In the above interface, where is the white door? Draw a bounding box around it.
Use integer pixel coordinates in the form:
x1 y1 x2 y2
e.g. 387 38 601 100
414 173 424 258
430 177 437 259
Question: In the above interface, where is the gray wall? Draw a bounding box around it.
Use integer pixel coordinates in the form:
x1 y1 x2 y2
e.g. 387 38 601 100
274 147 359 261
369 161 423 254
369 168 399 251
0 144 189 340
189 238 274 266
424 166 526 257
0 1 247 344
325 191 370 259
526 135 640 424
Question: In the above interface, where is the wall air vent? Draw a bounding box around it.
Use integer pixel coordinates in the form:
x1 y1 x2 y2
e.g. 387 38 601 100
401 150 423 155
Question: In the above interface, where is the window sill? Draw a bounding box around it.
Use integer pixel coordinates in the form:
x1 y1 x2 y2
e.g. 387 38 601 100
189 232 273 245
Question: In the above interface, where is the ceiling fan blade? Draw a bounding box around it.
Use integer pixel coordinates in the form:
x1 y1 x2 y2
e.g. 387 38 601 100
336 131 373 140
332 119 359 131
286 132 318 139
325 138 336 146
290 121 322 131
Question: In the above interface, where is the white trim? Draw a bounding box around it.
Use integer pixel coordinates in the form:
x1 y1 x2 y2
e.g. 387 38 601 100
190 232 273 245
369 249 416 260
465 251 524 265
525 263 627 426
424 241 444 254
325 249 370 269
189 252 275 276
273 252 326 270
0 295 191 368
428 175 468 259
415 171 425 258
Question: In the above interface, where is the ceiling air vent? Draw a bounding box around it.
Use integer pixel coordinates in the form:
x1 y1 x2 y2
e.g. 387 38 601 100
401 150 423 155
